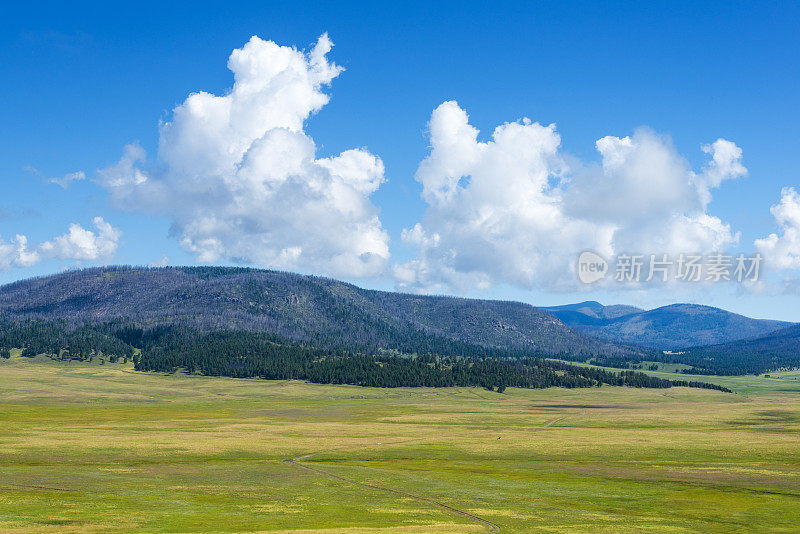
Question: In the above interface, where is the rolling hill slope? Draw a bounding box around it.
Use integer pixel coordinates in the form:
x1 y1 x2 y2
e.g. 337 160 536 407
0 266 643 358
679 323 800 375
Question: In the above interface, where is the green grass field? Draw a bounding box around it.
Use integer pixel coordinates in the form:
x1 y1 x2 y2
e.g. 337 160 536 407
2 355 799 533
552 358 800 396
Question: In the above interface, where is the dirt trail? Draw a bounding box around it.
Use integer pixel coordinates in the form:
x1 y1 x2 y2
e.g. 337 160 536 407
541 415 568 428
287 454 500 532
285 413 574 532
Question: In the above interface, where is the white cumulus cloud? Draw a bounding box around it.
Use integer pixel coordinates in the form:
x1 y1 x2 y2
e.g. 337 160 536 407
0 217 121 270
0 235 40 270
39 217 121 261
756 187 800 270
396 101 745 292
99 34 389 278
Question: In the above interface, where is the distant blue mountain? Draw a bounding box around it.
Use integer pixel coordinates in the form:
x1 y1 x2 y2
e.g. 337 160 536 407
544 301 643 322
543 302 792 350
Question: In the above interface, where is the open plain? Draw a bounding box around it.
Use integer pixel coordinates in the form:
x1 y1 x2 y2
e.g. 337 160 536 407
1 355 799 533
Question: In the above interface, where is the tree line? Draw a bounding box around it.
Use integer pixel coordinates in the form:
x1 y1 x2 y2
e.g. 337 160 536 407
0 318 730 392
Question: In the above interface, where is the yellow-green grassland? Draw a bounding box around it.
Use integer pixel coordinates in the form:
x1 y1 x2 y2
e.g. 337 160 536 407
1 354 799 533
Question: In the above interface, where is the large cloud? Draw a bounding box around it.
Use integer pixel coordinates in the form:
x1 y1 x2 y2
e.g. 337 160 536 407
99 34 389 278
396 101 745 292
0 217 121 270
756 187 800 270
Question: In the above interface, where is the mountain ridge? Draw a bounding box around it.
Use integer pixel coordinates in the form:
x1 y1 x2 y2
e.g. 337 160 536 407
546 301 792 350
0 266 644 359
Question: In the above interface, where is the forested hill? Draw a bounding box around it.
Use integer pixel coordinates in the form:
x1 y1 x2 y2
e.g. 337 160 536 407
677 323 800 375
0 266 644 359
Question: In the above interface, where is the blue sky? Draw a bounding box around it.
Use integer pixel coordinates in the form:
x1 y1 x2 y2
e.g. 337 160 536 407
1 1 799 319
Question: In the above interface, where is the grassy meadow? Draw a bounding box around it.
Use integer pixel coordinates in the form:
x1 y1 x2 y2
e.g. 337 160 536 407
1 355 799 533
553 358 800 396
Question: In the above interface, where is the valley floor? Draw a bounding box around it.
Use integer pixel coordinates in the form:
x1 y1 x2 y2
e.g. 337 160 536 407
1 356 799 533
